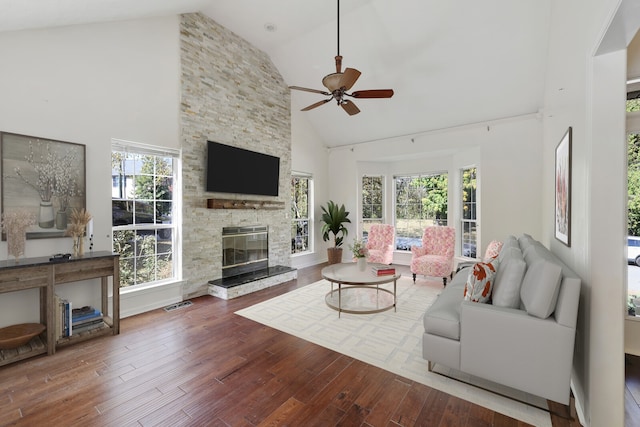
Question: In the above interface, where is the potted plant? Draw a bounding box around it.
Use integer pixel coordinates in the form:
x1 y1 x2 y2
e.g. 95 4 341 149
629 295 638 316
321 200 351 264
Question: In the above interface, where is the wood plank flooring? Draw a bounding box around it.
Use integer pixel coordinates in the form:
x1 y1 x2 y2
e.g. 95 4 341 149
626 354 640 426
0 264 581 426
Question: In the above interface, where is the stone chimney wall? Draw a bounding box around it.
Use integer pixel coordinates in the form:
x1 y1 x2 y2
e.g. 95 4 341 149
179 13 291 298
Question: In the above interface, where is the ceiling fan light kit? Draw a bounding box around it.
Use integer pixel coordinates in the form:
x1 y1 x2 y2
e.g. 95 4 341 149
290 0 394 115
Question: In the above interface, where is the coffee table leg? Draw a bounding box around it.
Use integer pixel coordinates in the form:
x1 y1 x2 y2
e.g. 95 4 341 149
394 279 397 312
338 282 342 318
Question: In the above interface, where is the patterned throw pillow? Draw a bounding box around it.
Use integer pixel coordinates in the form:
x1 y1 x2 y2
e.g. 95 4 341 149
483 240 503 262
463 259 499 303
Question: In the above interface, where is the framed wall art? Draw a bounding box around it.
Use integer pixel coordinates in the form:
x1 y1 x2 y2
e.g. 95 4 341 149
1 132 86 239
554 127 572 247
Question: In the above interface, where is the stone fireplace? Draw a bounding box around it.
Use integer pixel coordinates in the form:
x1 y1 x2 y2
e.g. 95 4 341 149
207 224 297 300
222 225 269 279
179 13 294 300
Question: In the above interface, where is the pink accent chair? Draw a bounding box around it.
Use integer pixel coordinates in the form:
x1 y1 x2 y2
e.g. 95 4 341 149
365 224 395 265
410 226 456 286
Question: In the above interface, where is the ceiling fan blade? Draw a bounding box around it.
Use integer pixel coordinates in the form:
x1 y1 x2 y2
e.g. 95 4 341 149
341 100 360 115
339 68 361 90
290 86 331 96
301 99 331 111
350 89 395 98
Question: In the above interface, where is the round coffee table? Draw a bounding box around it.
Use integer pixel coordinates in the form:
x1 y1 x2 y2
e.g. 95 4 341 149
321 263 401 317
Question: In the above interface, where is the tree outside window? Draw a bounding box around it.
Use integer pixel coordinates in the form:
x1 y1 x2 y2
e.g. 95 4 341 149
395 173 448 250
362 175 383 241
291 175 311 254
627 97 640 316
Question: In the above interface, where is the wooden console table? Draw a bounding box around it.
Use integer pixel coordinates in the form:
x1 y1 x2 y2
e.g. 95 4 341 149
0 251 119 366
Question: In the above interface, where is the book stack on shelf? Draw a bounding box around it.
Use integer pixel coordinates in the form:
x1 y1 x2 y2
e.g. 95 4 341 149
371 265 396 276
54 295 72 339
54 295 105 339
71 306 105 335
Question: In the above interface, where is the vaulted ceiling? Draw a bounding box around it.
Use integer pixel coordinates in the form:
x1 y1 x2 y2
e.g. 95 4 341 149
0 0 552 147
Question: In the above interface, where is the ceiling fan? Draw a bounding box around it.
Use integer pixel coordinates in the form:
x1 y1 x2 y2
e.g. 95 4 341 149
289 0 394 116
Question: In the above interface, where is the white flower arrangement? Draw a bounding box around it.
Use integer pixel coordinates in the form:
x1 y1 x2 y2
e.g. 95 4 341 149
13 140 81 208
52 147 80 212
349 238 369 259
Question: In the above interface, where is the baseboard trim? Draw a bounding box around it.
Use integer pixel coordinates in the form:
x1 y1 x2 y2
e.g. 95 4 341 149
571 380 587 426
119 281 184 318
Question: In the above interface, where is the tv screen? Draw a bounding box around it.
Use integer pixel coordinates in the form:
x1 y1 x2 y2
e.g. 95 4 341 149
206 141 280 196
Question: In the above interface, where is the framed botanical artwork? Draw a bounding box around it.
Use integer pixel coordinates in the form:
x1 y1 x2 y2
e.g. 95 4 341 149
555 127 572 247
1 132 86 239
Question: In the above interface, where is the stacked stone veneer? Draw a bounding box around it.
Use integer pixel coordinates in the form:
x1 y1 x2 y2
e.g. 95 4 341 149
180 13 292 299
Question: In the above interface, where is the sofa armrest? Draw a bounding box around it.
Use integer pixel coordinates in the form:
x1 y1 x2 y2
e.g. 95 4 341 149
459 301 576 404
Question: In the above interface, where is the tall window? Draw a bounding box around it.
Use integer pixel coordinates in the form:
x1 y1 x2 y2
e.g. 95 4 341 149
627 97 640 316
461 167 477 258
394 173 448 250
111 142 180 288
291 174 312 254
362 175 383 240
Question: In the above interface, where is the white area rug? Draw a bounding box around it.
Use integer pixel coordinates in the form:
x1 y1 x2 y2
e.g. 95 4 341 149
236 277 551 427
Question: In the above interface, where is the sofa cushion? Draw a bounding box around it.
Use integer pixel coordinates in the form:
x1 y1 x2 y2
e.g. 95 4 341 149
520 256 563 319
518 234 536 252
463 259 499 303
492 247 527 308
501 235 519 253
424 281 465 340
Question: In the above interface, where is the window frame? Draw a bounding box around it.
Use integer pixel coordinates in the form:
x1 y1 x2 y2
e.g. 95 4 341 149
291 172 313 255
111 140 181 289
361 175 384 240
461 166 478 259
393 172 448 251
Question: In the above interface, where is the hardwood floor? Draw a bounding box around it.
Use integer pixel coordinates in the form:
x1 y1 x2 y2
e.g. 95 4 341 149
0 264 580 426
626 354 640 426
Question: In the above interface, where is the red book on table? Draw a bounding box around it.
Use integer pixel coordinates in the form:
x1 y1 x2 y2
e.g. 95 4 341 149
371 266 396 276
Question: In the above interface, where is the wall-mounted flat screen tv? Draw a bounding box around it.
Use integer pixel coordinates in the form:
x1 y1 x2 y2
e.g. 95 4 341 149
206 141 280 196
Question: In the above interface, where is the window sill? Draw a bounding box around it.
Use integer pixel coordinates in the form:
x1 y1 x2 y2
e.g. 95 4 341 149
120 279 184 295
291 251 312 258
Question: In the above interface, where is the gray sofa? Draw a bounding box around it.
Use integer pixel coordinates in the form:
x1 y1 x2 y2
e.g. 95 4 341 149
422 234 581 405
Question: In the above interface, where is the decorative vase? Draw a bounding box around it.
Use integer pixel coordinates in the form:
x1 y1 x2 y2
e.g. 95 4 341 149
38 201 55 229
357 257 367 271
73 236 85 257
55 209 68 230
6 228 26 261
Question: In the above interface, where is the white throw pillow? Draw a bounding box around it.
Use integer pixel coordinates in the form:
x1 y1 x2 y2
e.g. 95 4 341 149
520 257 563 318
492 247 527 308
463 259 499 303
501 235 519 251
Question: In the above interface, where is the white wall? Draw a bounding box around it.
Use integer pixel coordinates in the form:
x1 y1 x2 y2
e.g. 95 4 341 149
326 114 543 264
0 17 181 325
290 111 330 269
542 0 631 425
